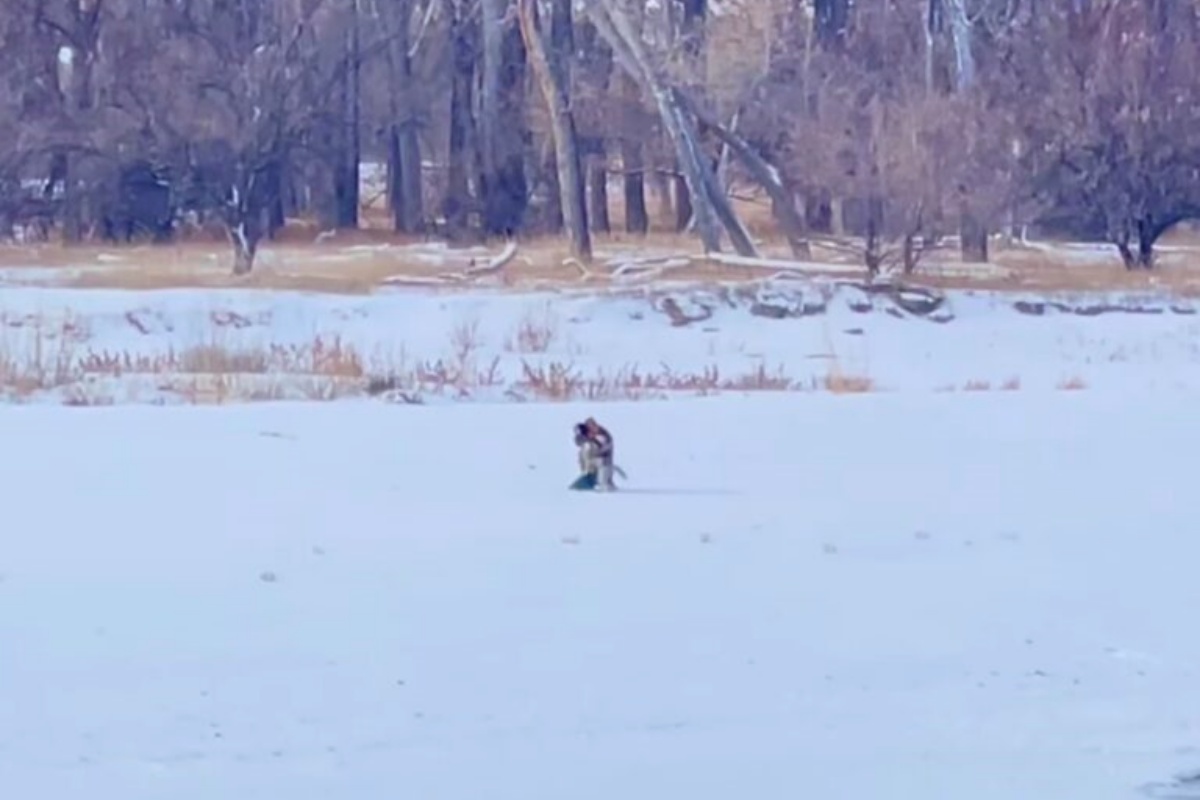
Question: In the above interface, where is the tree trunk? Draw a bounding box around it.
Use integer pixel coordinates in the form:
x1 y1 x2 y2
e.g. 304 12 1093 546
1115 241 1136 270
673 0 705 235
945 0 976 90
814 0 850 49
400 130 424 231
265 160 286 237
675 170 693 232
622 138 649 234
805 189 832 233
1136 217 1156 269
541 139 564 234
588 144 611 234
518 0 591 261
48 152 82 245
230 221 260 275
312 139 341 231
652 170 673 226
618 70 648 234
480 0 505 185
444 1 476 239
865 195 884 275
577 12 613 235
386 123 424 234
679 0 707 84
923 0 939 94
226 166 274 275
480 0 529 237
830 197 846 236
382 0 424 233
388 129 404 229
334 1 361 229
960 206 988 263
676 89 811 257
586 1 756 256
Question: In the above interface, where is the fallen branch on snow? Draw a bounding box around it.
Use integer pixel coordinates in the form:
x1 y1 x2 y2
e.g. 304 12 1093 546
610 257 692 283
381 241 519 287
696 252 864 277
465 240 519 277
380 274 463 287
563 257 600 281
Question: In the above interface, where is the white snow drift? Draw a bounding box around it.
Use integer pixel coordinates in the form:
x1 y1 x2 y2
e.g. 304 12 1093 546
1 393 1199 800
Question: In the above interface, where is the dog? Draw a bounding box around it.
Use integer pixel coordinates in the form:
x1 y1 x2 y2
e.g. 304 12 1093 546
574 417 624 491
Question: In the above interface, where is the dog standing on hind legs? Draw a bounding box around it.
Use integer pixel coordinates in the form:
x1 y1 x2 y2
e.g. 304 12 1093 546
572 417 623 491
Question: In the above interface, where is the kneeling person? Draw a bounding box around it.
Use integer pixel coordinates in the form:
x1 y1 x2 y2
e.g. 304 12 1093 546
572 418 616 491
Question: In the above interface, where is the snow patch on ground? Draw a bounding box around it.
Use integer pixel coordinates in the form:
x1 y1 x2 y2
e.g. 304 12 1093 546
1 281 1199 404
1 393 1199 799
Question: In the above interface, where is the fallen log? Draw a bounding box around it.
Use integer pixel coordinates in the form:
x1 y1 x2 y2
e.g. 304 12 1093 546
464 240 519 277
696 252 864 277
611 257 692 282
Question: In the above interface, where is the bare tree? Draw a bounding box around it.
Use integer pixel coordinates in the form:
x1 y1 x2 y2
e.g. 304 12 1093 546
478 0 529 237
517 0 590 261
586 0 757 257
0 0 1194 281
443 0 477 239
147 0 378 273
375 0 427 234
1017 0 1200 269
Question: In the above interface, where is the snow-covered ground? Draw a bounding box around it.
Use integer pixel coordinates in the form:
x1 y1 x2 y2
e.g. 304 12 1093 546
2 393 1199 800
1 281 1200 404
3 275 1200 798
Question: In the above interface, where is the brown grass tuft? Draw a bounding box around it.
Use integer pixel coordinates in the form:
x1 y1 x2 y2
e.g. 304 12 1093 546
449 318 483 361
1057 376 1088 391
0 313 893 405
512 359 798 401
74 335 366 379
506 307 558 354
823 371 876 394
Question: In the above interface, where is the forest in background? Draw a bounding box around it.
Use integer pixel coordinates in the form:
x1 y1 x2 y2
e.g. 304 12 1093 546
0 0 1197 275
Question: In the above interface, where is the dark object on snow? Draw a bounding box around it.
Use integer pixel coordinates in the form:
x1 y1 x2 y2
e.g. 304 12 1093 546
569 472 598 491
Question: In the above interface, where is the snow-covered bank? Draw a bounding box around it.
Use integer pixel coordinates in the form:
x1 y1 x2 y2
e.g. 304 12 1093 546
1 281 1200 404
1 393 1198 799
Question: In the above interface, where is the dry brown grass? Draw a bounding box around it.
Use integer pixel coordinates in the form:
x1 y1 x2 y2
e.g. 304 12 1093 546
0 233 753 294
75 335 365 379
922 240 1200 297
513 359 797 401
0 315 820 404
822 372 876 394
448 318 485 363
505 307 559 353
945 376 1023 392
7 189 1200 295
0 324 1106 404
11 219 1198 297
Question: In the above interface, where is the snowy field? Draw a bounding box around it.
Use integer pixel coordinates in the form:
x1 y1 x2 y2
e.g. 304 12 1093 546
1 281 1200 404
3 274 1200 800
2 393 1199 800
